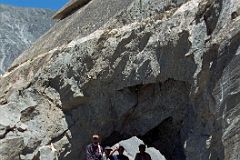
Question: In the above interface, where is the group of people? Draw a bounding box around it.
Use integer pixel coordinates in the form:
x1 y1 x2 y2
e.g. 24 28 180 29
86 134 152 160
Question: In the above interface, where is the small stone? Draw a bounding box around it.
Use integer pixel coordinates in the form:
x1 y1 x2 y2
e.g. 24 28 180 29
16 123 28 132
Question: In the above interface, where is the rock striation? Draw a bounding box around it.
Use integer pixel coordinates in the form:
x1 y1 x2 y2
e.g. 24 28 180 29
0 0 240 160
0 4 55 74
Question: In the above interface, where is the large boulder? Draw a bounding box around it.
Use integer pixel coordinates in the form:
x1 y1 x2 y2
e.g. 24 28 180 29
0 0 240 160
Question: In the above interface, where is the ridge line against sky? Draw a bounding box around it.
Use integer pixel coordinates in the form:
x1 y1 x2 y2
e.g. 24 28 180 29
0 0 68 10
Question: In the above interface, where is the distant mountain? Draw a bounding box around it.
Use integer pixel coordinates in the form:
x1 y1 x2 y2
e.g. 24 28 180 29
0 4 55 74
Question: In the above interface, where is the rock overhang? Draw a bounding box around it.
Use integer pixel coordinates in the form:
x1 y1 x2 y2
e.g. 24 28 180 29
52 0 91 20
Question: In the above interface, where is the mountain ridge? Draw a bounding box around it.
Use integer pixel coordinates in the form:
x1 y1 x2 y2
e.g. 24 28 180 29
0 4 55 74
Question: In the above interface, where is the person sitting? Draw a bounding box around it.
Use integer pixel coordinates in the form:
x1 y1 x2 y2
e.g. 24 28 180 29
134 144 152 160
86 134 103 160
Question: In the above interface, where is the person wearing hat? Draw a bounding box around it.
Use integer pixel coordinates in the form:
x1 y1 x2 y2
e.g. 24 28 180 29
102 146 115 160
104 145 129 160
134 144 152 160
86 134 103 160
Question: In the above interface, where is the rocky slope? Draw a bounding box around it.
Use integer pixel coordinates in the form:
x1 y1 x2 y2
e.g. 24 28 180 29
0 0 240 160
0 4 55 74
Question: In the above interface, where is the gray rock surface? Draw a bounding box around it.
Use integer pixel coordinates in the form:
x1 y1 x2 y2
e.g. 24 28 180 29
0 4 55 74
0 0 240 160
39 144 58 160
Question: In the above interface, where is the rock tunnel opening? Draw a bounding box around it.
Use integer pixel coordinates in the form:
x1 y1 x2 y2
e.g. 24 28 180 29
61 79 192 160
101 116 186 160
103 135 166 160
100 79 190 160
140 117 186 160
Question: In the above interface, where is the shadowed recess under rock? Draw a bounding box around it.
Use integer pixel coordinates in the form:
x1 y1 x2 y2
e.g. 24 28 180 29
62 79 192 160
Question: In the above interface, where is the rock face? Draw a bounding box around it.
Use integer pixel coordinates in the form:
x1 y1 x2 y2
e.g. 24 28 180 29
0 0 240 160
0 4 55 74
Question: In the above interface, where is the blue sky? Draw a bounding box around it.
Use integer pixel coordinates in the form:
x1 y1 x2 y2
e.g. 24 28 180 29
0 0 68 10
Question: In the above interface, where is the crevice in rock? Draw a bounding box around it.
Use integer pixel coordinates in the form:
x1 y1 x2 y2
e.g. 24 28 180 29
20 106 40 123
49 129 70 145
231 11 239 20
48 75 63 91
110 31 137 65
204 0 222 35
21 140 41 159
138 32 152 52
196 0 223 35
0 126 16 139
120 84 142 129
32 151 40 160
210 30 240 92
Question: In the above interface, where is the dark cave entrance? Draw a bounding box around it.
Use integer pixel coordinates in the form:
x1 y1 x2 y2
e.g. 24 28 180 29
62 79 191 160
140 117 186 160
101 79 191 160
102 116 186 160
